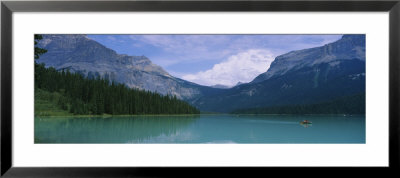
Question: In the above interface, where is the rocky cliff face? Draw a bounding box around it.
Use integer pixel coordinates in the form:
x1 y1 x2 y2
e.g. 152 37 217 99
252 34 365 83
36 34 210 100
192 35 366 112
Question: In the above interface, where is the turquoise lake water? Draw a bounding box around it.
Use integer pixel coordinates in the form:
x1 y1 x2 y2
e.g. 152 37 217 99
34 115 365 143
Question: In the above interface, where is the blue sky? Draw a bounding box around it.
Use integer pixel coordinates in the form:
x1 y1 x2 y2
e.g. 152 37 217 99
87 34 342 86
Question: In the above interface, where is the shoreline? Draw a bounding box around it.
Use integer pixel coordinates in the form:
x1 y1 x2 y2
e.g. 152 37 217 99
35 114 201 118
34 113 366 118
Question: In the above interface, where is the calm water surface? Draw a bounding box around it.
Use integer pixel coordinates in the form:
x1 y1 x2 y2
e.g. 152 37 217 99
35 115 365 143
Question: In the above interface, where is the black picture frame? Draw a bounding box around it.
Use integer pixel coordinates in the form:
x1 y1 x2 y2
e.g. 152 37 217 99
1 0 399 177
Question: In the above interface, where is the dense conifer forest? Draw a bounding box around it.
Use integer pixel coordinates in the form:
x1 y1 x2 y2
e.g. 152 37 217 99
35 63 200 115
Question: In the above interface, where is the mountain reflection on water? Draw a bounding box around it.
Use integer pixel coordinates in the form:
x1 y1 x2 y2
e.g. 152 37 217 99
35 115 365 143
35 115 199 143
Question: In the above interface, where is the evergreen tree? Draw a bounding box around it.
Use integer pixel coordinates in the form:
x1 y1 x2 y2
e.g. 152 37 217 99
34 35 48 60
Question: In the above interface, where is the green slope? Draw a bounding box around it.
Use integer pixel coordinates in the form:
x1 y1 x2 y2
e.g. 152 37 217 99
35 89 72 116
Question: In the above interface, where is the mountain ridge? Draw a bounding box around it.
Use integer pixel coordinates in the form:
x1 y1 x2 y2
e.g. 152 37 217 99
36 34 365 113
252 34 365 83
37 34 220 100
191 34 366 112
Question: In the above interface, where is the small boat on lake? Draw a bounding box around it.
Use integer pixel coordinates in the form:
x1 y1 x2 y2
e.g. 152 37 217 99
300 120 312 125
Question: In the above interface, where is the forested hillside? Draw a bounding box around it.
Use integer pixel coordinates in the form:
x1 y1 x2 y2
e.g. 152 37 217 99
35 63 200 116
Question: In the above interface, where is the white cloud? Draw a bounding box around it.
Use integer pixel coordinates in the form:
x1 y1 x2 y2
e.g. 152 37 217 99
182 49 276 87
129 35 228 52
129 35 235 61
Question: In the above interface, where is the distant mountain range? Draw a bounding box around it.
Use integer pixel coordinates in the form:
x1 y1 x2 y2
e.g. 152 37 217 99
192 35 365 112
37 34 365 113
210 84 231 89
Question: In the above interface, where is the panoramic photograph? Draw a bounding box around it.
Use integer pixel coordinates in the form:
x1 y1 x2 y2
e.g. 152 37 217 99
34 34 365 143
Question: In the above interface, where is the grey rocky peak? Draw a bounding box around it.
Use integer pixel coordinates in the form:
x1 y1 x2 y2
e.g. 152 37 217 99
36 34 208 100
252 34 365 83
